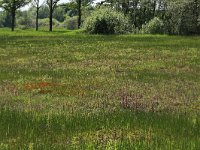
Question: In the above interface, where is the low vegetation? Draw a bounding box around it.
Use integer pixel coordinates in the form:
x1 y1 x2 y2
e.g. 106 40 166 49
1 0 200 34
141 17 164 34
83 8 131 34
0 29 199 149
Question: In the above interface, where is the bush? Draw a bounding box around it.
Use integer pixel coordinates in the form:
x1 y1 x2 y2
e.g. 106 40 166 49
0 11 12 28
16 11 35 29
141 17 164 34
38 18 62 28
0 12 5 28
53 6 65 22
62 16 78 30
17 17 34 29
83 8 131 34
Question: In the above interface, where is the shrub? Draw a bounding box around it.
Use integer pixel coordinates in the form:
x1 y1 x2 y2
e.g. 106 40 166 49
17 17 34 29
0 12 5 28
38 18 62 28
141 17 164 34
16 11 35 29
83 8 131 34
38 18 49 27
0 11 12 28
62 16 78 30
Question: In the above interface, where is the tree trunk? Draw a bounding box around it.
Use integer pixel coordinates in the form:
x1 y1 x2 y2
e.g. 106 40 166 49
122 0 128 15
194 0 199 33
78 0 81 29
133 1 138 28
153 0 156 17
49 0 53 32
11 9 16 31
36 7 39 31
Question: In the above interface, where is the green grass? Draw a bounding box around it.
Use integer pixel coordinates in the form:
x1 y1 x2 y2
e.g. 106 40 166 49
0 28 200 149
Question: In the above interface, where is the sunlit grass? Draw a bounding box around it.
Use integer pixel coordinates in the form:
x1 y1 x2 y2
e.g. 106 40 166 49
0 28 200 149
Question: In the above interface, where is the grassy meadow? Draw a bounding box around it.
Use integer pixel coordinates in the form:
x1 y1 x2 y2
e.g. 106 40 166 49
0 28 199 149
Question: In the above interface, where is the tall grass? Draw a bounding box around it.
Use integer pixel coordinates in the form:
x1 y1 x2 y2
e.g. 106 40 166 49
0 28 199 149
0 108 199 149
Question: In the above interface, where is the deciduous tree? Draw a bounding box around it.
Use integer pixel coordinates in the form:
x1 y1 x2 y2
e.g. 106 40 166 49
32 0 43 31
0 0 30 31
46 0 59 31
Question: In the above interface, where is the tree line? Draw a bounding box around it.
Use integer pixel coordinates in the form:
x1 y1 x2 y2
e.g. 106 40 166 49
0 0 200 35
0 0 91 31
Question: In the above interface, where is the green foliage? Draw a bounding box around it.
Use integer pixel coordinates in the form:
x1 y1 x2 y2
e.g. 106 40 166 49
179 0 200 35
63 16 78 30
96 0 200 35
83 8 131 34
141 17 164 34
53 6 65 22
62 1 78 17
81 5 95 22
16 11 34 29
38 5 49 19
0 11 12 27
0 11 5 27
0 0 31 11
0 0 199 35
38 18 61 28
0 0 31 31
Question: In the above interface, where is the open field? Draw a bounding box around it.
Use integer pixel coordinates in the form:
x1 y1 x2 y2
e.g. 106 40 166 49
0 29 199 149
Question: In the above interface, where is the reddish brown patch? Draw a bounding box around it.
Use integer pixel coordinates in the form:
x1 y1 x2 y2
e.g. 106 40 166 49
24 82 60 91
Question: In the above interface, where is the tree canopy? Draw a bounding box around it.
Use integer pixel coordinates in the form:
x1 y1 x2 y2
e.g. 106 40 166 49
0 0 199 34
0 0 31 31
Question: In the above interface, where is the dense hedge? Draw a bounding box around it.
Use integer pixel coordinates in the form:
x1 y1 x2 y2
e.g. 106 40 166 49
83 8 131 34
